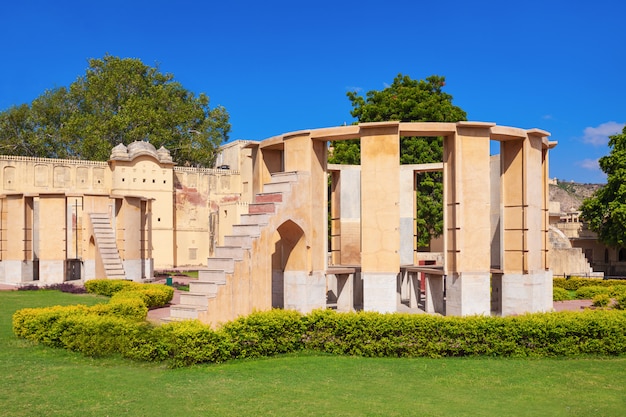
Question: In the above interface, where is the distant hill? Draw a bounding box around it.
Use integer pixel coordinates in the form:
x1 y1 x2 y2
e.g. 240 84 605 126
549 180 603 213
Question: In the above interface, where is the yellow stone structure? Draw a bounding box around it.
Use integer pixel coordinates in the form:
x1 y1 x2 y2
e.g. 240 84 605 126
170 121 556 325
0 121 556 325
0 140 249 285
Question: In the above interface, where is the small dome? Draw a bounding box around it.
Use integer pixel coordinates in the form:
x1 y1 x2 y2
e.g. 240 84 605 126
157 146 173 164
110 143 130 161
127 140 159 160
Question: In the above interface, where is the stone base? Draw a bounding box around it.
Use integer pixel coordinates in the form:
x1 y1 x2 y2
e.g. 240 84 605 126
362 272 398 313
499 270 553 316
0 260 35 284
83 260 96 281
284 270 326 313
38 260 65 284
446 272 490 316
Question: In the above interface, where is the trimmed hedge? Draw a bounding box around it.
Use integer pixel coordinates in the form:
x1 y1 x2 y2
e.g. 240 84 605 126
85 279 173 308
13 307 626 367
553 277 626 291
12 276 626 366
84 279 141 296
552 287 571 301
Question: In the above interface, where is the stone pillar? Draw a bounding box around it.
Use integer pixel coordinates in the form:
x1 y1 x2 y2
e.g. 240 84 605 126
38 195 67 284
499 129 552 314
338 166 361 265
443 122 493 316
0 196 32 283
360 122 401 313
280 133 328 312
399 166 416 265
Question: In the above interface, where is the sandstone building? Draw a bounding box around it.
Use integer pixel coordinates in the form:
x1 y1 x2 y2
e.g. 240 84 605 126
0 122 557 324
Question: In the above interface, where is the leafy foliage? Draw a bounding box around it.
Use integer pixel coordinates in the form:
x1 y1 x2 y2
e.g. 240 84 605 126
553 277 626 291
85 279 173 308
13 304 626 367
552 287 572 301
0 54 230 166
331 74 467 246
581 125 626 247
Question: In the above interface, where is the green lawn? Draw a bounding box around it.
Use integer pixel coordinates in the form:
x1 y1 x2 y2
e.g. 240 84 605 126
1 290 625 417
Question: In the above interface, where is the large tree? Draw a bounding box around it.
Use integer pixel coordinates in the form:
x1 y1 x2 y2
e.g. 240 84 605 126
581 125 626 247
330 74 466 247
0 54 230 166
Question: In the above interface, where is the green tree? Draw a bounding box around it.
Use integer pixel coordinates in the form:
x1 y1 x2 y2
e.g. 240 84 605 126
581 125 626 247
330 74 466 247
0 54 230 166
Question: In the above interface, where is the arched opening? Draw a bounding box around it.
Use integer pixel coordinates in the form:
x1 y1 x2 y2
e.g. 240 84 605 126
271 220 307 309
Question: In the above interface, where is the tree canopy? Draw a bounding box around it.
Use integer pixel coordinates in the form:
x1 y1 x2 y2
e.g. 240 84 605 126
581 126 626 247
330 74 467 247
0 54 230 166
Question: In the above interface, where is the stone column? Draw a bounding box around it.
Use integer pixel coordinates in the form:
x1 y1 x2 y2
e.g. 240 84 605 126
399 166 416 265
444 122 493 316
38 195 67 284
360 122 401 313
281 132 328 312
499 128 552 314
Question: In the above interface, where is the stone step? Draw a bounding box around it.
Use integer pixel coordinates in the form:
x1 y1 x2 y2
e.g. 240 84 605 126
271 171 299 183
224 235 254 249
169 304 206 319
263 182 291 194
198 269 226 284
232 224 260 237
96 238 116 244
254 192 283 204
214 246 245 260
206 257 235 273
239 213 269 226
189 281 219 295
248 202 276 214
99 249 119 255
179 293 210 307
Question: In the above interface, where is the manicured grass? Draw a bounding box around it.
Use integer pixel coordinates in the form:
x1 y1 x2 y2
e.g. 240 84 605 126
1 290 625 416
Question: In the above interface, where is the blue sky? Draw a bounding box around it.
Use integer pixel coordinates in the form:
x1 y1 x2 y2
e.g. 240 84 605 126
1 0 624 183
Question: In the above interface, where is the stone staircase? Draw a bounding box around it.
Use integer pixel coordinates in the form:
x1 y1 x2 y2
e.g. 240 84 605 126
89 213 126 279
167 172 297 321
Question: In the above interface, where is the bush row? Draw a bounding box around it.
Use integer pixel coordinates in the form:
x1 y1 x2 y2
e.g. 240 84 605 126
85 279 173 308
13 307 626 368
553 277 626 291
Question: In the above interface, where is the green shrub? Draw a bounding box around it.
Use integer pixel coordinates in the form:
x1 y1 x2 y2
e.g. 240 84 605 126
85 279 140 297
84 280 173 308
134 285 174 307
592 294 611 307
575 286 610 300
303 309 626 358
93 295 149 321
614 294 626 310
609 285 626 297
160 320 232 367
552 287 571 301
222 309 305 359
12 305 92 347
13 302 626 367
57 314 150 357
